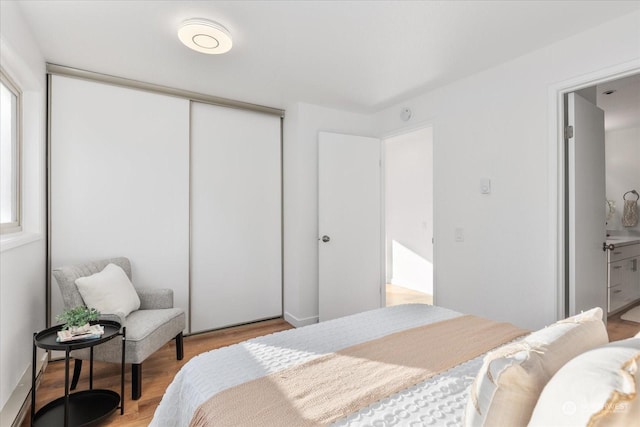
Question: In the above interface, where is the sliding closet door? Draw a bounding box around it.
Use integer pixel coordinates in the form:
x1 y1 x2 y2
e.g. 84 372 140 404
50 75 190 328
190 102 282 332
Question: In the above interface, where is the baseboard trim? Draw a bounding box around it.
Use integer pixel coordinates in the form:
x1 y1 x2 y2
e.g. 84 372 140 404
284 311 319 328
0 352 48 427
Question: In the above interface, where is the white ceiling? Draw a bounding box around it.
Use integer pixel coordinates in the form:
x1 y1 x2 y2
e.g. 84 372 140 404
597 74 640 132
14 0 640 113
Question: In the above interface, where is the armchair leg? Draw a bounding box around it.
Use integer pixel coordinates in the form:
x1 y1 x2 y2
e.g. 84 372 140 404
70 359 82 390
132 363 142 400
176 332 184 360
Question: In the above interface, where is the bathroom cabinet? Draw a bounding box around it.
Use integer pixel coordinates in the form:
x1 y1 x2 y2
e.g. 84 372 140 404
607 240 640 313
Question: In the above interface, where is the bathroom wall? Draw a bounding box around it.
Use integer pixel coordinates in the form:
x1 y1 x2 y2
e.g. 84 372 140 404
606 126 640 233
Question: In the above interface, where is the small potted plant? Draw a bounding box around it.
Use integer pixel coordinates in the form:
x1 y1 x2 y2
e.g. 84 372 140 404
56 306 101 334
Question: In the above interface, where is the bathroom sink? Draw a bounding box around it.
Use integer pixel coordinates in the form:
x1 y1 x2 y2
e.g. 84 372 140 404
606 236 640 245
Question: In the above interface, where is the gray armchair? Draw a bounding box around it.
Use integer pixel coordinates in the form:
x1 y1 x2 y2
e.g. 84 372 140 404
52 257 185 400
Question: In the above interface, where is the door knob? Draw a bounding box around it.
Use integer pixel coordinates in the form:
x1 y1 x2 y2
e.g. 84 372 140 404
321 235 331 243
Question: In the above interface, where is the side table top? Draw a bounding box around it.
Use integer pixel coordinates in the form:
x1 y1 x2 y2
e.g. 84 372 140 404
34 320 122 351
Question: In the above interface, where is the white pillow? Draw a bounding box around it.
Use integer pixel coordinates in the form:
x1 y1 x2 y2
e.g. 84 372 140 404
75 263 140 318
464 307 608 427
528 337 640 427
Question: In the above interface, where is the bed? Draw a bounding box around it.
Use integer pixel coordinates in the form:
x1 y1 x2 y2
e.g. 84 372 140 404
150 304 640 426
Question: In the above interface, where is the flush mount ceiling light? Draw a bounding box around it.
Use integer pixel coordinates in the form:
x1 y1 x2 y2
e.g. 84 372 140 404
178 18 232 54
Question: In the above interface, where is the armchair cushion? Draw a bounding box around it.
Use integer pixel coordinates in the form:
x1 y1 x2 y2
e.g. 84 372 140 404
73 308 185 364
99 312 126 328
75 263 141 317
136 287 174 310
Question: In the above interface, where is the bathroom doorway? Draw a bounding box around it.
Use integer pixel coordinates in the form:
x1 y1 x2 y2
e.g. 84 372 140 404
598 74 640 236
598 74 640 326
564 73 640 323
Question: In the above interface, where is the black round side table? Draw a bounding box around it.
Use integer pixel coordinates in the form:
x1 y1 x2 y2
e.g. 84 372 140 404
31 320 126 427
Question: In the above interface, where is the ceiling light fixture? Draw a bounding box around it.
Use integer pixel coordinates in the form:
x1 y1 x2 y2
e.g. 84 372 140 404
178 18 232 54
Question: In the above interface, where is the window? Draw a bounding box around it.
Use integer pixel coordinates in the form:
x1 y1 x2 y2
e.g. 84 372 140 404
0 69 21 234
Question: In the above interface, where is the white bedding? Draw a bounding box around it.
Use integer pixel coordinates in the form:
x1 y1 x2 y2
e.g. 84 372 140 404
151 304 487 426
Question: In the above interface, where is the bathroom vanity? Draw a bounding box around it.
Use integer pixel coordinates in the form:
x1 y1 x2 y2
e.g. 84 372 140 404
606 236 640 314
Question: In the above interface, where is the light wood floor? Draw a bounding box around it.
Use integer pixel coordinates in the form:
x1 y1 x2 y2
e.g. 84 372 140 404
386 283 433 306
20 301 640 427
607 300 640 342
21 318 293 427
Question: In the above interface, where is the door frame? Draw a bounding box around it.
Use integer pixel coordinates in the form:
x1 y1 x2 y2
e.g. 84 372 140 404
549 59 640 321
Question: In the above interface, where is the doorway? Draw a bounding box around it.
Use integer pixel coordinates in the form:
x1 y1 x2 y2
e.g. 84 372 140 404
598 74 640 238
384 127 434 307
597 74 640 327
562 72 640 324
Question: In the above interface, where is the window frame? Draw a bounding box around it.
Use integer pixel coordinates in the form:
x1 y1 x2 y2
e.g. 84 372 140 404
0 68 22 234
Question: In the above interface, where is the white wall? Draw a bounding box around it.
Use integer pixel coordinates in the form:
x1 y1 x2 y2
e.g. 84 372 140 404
385 128 434 294
606 126 640 233
372 11 640 330
0 0 46 416
283 102 374 326
1 11 637 418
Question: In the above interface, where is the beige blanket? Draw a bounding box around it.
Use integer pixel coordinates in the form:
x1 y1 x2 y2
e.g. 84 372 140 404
190 314 527 427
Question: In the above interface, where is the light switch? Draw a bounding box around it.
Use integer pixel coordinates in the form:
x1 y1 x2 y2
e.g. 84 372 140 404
480 178 491 194
455 227 464 242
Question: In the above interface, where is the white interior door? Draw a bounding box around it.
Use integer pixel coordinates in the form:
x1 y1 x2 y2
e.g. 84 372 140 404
318 132 383 321
568 92 607 316
190 102 282 333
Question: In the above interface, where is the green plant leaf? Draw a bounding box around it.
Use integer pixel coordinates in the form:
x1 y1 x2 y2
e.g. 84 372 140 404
56 306 101 330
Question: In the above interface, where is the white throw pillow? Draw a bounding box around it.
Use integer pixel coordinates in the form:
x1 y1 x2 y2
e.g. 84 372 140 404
528 336 640 427
464 307 608 427
75 263 140 318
